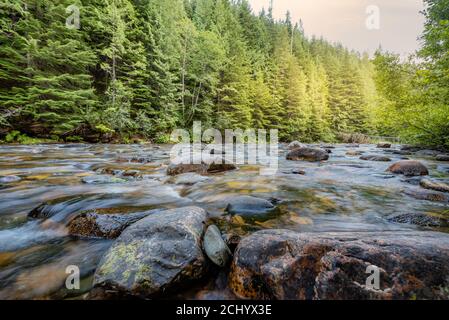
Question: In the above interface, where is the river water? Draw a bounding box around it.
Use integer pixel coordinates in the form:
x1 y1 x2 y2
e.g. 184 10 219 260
0 143 448 299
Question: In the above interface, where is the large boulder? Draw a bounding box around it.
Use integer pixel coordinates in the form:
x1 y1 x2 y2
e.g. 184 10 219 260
420 179 449 193
286 148 329 162
387 160 429 176
92 207 209 298
67 209 155 239
360 155 391 162
229 230 449 300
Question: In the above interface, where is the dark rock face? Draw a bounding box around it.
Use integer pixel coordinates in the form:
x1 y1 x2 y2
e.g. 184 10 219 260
387 213 449 228
229 230 449 300
436 155 449 162
387 160 429 176
286 148 329 162
92 207 209 298
225 196 279 221
167 160 236 176
67 209 155 239
360 155 392 162
377 143 392 149
420 179 449 193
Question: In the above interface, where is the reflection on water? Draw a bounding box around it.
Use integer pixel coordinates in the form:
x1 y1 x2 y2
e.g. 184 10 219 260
0 143 448 299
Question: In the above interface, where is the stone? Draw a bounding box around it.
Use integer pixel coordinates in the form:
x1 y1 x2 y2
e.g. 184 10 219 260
67 209 155 239
415 150 440 157
229 229 449 300
404 189 448 202
420 179 449 193
203 225 232 267
92 207 208 298
387 213 449 228
377 143 392 149
81 175 127 185
387 160 429 176
287 141 306 150
167 158 236 176
346 150 363 156
436 155 449 162
286 148 329 162
360 155 392 162
225 196 278 221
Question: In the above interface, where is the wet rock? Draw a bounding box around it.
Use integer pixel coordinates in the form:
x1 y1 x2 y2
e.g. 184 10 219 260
392 150 412 156
346 150 363 156
387 213 449 228
169 172 210 185
203 225 232 267
67 209 155 239
377 143 392 149
0 175 21 183
415 149 440 157
286 148 329 162
325 149 333 154
225 196 278 221
92 207 209 299
288 141 306 150
436 155 449 162
360 155 391 162
420 179 449 193
404 189 448 202
224 233 242 253
82 175 127 185
387 160 429 177
229 229 449 300
291 169 306 175
116 155 152 164
167 159 236 176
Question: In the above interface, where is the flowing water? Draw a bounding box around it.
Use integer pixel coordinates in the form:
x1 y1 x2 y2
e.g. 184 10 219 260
0 143 448 299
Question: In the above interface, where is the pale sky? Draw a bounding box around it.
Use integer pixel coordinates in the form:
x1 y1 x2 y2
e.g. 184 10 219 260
248 0 426 56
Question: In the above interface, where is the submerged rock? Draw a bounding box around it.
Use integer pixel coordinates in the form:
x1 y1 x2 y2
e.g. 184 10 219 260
420 179 449 193
415 149 440 157
225 196 278 221
404 189 448 202
168 172 210 185
229 229 449 300
360 155 392 162
288 141 306 150
286 147 329 162
203 225 232 267
92 207 208 298
67 209 155 239
436 155 449 162
346 150 363 156
0 175 21 183
387 160 429 177
82 175 127 185
387 213 449 228
377 143 392 149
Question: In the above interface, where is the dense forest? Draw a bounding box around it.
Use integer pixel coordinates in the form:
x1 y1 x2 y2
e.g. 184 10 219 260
0 0 448 146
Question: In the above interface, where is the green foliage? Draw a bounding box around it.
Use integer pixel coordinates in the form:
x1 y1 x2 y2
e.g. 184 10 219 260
0 0 446 146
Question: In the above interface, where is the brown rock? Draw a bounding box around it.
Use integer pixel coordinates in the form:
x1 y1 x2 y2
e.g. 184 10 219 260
404 189 448 202
167 159 236 176
229 230 449 300
377 143 392 149
387 160 429 177
420 179 449 193
360 155 391 162
346 150 363 156
286 148 329 162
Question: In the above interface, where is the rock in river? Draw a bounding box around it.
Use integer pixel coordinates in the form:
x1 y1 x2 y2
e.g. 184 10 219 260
67 209 156 239
420 179 449 193
229 229 449 300
92 207 208 298
436 155 449 162
387 160 429 177
167 158 236 176
377 143 392 149
387 213 449 228
286 147 329 162
404 189 449 202
287 141 306 150
360 155 391 162
203 225 232 267
225 196 279 221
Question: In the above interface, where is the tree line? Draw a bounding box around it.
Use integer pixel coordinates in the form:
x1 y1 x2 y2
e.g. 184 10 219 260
0 0 447 147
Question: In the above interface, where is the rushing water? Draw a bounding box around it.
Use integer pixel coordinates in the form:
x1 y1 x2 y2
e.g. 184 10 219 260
0 143 448 299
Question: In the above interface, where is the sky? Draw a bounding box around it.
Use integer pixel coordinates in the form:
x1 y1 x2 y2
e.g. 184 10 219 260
248 0 426 57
